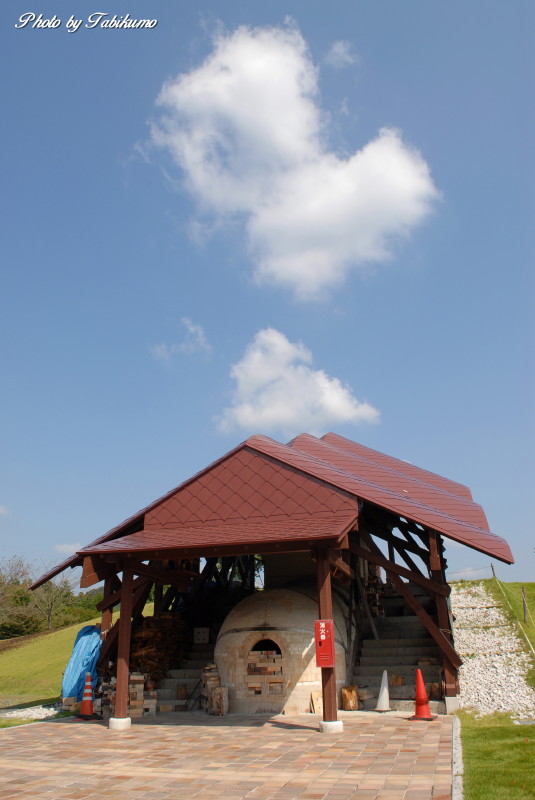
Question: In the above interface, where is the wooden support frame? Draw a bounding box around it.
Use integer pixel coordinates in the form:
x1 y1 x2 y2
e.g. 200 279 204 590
315 549 338 723
349 537 449 598
358 530 461 669
114 565 134 719
429 531 459 695
80 555 116 589
100 577 115 641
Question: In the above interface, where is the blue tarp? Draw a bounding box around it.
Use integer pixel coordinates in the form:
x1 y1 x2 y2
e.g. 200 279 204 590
61 625 102 700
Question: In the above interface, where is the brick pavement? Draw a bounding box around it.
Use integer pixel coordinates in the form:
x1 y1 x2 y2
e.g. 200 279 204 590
0 711 453 800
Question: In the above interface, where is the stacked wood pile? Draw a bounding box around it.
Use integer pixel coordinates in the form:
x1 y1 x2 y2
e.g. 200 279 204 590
201 663 220 710
341 685 359 710
129 614 188 683
200 664 228 716
99 673 157 719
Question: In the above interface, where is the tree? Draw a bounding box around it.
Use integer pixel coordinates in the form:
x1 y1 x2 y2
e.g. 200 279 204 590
31 575 75 630
0 557 41 638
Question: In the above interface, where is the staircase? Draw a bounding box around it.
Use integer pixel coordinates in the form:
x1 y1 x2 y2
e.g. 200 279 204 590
352 584 446 713
156 642 214 712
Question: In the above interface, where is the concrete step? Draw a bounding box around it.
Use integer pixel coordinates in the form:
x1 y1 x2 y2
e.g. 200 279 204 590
361 637 437 650
167 668 204 680
176 659 212 669
359 654 440 666
375 616 429 627
158 677 201 690
354 665 441 679
360 646 439 659
157 699 187 711
366 626 429 639
382 597 434 612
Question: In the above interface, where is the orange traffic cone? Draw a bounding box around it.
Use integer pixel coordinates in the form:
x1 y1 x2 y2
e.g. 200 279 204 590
409 669 436 721
77 673 99 720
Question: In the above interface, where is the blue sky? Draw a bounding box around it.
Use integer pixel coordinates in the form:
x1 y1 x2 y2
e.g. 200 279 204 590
1 1 533 582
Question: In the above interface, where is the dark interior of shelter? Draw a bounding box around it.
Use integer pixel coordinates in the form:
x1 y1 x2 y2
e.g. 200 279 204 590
32 432 514 721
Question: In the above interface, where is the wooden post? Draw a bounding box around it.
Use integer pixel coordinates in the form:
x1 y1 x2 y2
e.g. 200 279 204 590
100 577 114 642
522 587 528 624
153 582 163 616
316 549 338 723
114 564 133 720
429 532 458 696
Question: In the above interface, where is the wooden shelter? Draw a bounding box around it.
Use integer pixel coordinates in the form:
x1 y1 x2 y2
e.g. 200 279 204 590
33 432 513 727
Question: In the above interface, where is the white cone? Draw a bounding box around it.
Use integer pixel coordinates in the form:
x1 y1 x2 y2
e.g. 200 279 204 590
374 670 391 712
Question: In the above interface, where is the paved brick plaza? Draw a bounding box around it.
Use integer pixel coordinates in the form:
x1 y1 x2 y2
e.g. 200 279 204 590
0 711 453 800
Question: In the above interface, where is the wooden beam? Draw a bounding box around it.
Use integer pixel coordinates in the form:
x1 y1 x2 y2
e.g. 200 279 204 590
353 564 379 640
391 541 427 578
160 585 177 612
98 619 119 667
100 577 114 641
97 575 149 669
114 565 134 719
429 532 458 696
350 538 449 598
80 555 116 589
128 561 201 588
97 576 149 612
387 572 461 668
328 551 353 579
367 528 430 564
316 549 338 723
95 539 338 561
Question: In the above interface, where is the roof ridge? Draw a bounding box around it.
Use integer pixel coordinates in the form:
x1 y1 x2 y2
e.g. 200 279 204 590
321 432 473 500
290 433 487 522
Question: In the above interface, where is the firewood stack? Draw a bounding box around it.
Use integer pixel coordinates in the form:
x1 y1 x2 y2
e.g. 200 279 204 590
201 663 221 710
129 614 188 683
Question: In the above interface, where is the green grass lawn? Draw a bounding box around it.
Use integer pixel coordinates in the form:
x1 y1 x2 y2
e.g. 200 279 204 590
0 615 103 707
0 604 153 708
460 712 535 800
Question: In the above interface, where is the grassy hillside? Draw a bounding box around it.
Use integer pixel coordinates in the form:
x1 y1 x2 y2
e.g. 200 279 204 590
0 615 102 707
0 604 154 708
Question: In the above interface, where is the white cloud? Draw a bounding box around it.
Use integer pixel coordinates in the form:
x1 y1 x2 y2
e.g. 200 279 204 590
0 506 8 516
151 317 211 364
216 328 379 436
325 40 359 68
54 543 82 555
151 24 439 300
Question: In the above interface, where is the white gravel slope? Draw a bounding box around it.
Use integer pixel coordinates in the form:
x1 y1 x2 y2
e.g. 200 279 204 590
450 582 535 718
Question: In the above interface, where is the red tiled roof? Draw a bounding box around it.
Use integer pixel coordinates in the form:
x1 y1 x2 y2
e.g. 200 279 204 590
31 432 514 589
321 433 473 500
144 447 359 529
79 513 358 556
250 434 513 563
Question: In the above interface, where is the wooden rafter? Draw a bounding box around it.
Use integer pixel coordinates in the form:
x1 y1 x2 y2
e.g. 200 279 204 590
80 555 116 589
128 561 201 589
349 536 449 598
358 530 461 668
97 576 149 612
390 541 426 578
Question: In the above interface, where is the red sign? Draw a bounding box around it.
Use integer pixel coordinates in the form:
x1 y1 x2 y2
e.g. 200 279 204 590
314 619 335 668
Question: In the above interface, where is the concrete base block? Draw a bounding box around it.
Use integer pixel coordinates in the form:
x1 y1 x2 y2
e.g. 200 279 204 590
445 696 460 713
319 720 344 734
108 717 132 730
